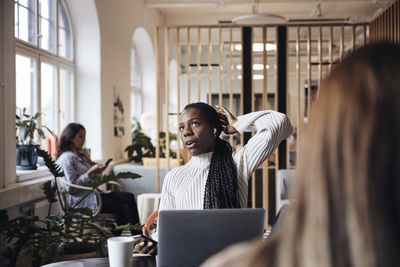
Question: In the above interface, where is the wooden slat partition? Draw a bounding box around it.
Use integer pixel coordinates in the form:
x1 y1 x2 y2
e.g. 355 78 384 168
370 0 400 43
154 21 371 223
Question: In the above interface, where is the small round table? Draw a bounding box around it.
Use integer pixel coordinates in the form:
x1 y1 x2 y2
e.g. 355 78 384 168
41 255 156 267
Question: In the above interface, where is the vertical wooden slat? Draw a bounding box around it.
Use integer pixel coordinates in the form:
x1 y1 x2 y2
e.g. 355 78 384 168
197 27 201 101
274 26 279 213
240 27 244 147
296 27 300 167
251 26 256 209
165 27 170 172
370 22 373 43
274 27 279 111
376 15 379 42
371 21 375 43
378 14 380 42
154 27 160 193
340 25 344 61
363 25 367 46
390 5 393 42
386 8 389 41
229 27 234 146
262 26 269 226
396 1 400 43
176 27 181 166
187 27 191 104
389 6 391 41
329 26 333 72
307 26 311 118
218 27 223 105
286 27 290 171
395 1 398 43
208 28 212 105
262 27 267 115
381 10 384 41
318 26 322 95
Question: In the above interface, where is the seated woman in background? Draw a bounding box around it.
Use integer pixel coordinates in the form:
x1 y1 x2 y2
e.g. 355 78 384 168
56 123 140 235
202 43 400 267
135 102 293 254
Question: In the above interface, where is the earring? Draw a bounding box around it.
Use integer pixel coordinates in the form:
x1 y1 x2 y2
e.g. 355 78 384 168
213 128 217 136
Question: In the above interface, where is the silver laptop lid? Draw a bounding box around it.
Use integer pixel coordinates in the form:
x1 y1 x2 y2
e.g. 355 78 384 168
157 208 265 267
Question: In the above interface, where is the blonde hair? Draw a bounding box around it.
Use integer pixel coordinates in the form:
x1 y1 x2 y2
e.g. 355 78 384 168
244 43 400 267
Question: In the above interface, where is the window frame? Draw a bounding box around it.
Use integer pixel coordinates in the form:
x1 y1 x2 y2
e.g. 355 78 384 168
14 0 74 148
130 44 143 121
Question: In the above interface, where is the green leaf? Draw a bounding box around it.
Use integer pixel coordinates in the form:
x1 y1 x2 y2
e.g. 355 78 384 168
33 112 42 120
36 148 64 177
37 128 45 139
88 172 141 189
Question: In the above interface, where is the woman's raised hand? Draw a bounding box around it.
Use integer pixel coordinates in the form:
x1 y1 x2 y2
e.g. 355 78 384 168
215 105 238 135
78 149 91 161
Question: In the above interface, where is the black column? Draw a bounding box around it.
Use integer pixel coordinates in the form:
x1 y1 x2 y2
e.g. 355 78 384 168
277 26 288 170
242 27 252 143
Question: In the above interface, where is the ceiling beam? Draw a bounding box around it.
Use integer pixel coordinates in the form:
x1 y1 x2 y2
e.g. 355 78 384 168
145 0 390 8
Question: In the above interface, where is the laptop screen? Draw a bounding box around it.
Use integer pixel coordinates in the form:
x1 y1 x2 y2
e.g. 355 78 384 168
157 208 265 267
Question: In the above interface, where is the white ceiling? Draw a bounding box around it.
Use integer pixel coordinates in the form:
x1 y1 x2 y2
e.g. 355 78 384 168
145 0 393 25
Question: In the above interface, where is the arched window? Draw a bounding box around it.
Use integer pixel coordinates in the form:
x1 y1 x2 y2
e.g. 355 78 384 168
15 0 74 134
130 44 142 121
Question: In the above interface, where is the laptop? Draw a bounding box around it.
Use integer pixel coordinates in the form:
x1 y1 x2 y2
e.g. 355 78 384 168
157 208 265 267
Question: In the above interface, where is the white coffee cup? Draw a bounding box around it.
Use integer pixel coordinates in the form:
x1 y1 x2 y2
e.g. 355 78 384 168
107 236 135 267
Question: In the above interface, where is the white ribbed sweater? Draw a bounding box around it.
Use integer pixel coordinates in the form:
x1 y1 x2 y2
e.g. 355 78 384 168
159 110 293 211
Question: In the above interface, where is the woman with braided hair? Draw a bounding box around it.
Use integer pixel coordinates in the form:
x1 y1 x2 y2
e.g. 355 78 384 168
135 102 293 254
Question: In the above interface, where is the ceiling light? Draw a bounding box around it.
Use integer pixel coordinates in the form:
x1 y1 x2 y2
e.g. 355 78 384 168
232 13 287 25
234 43 276 52
237 74 264 80
236 64 269 70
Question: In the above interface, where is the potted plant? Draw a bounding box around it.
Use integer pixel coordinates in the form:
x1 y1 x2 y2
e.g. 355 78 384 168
15 107 50 170
125 118 156 163
125 118 182 165
0 148 142 266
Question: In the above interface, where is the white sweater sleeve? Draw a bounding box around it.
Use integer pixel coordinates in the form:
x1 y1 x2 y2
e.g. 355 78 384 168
233 110 293 179
158 171 176 211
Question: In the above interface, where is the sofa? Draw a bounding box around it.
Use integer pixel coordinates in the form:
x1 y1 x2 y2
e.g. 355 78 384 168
112 163 169 201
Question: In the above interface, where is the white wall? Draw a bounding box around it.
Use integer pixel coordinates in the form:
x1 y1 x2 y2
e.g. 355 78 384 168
66 0 164 161
67 0 102 160
95 0 163 161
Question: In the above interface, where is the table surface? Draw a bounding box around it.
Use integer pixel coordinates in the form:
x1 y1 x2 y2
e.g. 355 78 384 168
42 255 157 267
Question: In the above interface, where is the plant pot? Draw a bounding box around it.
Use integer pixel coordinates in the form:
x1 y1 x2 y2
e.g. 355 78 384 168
16 144 40 170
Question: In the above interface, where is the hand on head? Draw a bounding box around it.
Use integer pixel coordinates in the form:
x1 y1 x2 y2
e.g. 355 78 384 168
215 105 238 135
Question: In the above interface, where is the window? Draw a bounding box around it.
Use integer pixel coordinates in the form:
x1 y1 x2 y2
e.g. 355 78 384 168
130 45 142 121
15 0 36 44
15 0 74 135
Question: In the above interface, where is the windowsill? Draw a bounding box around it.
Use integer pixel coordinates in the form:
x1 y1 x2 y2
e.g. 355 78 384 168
0 174 53 210
16 166 51 182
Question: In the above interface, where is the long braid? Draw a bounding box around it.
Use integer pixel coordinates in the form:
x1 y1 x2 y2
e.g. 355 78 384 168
184 102 239 209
